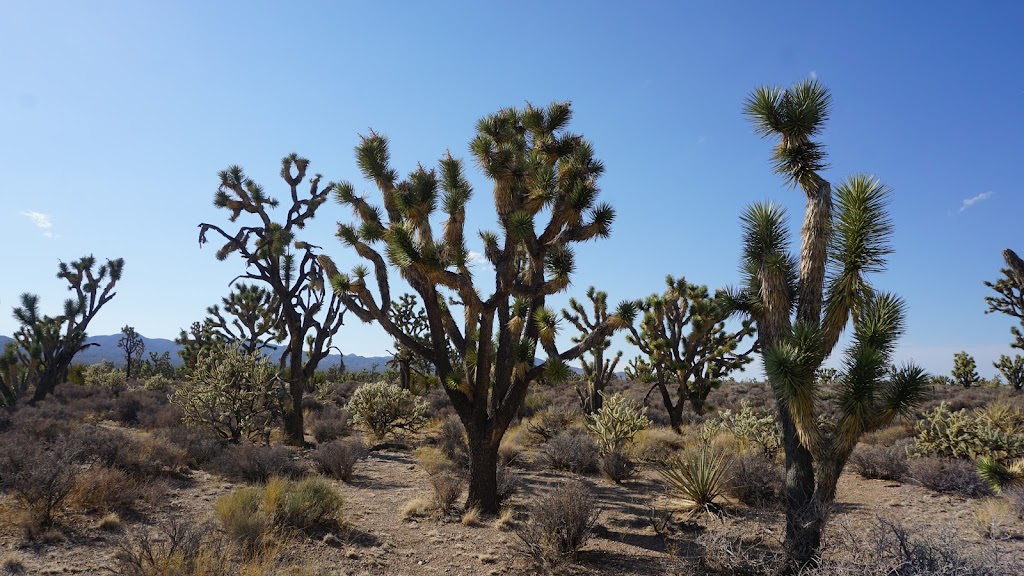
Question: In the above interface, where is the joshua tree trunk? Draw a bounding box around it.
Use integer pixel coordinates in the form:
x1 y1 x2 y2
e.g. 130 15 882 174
780 411 820 572
281 338 306 445
466 423 502 513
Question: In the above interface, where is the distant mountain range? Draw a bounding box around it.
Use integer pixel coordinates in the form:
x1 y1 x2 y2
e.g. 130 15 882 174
0 334 391 373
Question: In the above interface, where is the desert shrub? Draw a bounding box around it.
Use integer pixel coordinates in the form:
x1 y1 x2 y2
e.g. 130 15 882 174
659 443 731 513
312 437 367 482
114 519 231 576
159 426 225 468
861 422 914 446
141 374 175 393
516 480 598 566
539 428 599 474
438 416 470 468
9 407 74 442
0 435 79 535
724 452 781 508
498 433 523 467
429 472 463 515
910 456 992 498
346 381 428 440
216 477 343 550
316 380 358 407
600 450 637 483
525 407 577 443
913 402 1024 462
849 443 909 481
171 346 279 444
209 444 302 483
585 392 651 454
308 405 350 443
712 401 781 461
629 427 685 465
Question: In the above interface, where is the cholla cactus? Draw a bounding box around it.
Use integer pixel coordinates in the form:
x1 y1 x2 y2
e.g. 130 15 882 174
585 392 651 454
346 381 428 440
172 345 279 443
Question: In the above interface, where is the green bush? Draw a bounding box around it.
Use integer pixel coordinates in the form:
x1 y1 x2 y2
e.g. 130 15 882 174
585 392 651 454
346 382 428 439
83 362 126 391
913 402 1024 463
171 346 279 443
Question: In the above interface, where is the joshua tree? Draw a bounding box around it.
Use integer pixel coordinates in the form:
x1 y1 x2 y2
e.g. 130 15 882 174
985 248 1024 350
0 342 26 407
118 325 145 379
334 103 635 512
175 320 221 372
994 355 1024 391
203 283 283 355
951 351 979 388
198 155 347 445
625 276 755 430
386 293 433 390
562 286 624 413
12 256 124 403
738 79 929 571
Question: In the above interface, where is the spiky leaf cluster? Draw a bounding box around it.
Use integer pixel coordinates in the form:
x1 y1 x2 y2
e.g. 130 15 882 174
204 283 284 355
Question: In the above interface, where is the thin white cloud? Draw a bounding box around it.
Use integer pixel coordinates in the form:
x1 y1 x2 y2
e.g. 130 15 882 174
809 70 818 80
959 191 993 212
467 251 487 267
21 210 53 230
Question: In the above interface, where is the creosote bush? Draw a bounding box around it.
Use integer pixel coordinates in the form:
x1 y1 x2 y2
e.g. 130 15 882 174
724 452 782 508
849 443 909 481
516 480 599 566
910 457 992 498
346 381 428 440
208 444 303 483
312 437 367 482
0 436 79 536
539 428 599 474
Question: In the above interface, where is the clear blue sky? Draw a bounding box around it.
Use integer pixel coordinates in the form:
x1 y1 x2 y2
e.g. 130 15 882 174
1 1 1021 377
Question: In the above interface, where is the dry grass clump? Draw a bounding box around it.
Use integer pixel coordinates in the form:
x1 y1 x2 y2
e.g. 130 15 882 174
312 437 367 482
974 497 1021 540
428 472 463 516
216 476 344 553
1 552 26 575
629 427 685 465
461 506 481 526
516 480 599 566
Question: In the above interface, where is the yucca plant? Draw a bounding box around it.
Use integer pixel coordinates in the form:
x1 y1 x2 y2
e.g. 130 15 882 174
738 79 931 572
658 444 732 515
977 457 1024 493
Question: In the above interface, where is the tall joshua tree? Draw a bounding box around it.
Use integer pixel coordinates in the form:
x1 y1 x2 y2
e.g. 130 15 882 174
334 103 635 512
118 325 145 379
985 248 1024 350
740 80 929 571
625 276 756 430
198 155 347 445
562 286 624 413
12 256 124 403
386 293 434 390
